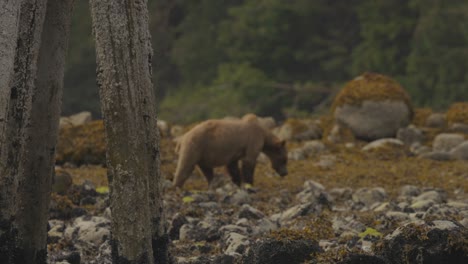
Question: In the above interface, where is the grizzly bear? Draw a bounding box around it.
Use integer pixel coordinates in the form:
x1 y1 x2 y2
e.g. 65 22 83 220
173 114 288 188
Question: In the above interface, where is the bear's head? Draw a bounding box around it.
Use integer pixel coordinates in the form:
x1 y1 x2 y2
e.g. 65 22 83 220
263 139 288 177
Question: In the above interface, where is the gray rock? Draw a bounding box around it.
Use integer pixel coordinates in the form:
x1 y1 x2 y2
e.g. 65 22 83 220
410 200 435 211
425 113 446 128
59 111 92 128
450 141 468 160
433 133 464 152
278 202 321 223
224 232 250 255
362 138 404 152
410 143 431 156
48 220 65 243
460 218 468 228
179 217 221 242
329 187 353 202
219 225 248 236
315 155 336 170
352 187 387 208
288 148 306 161
385 211 410 221
398 185 421 200
296 180 331 206
334 100 411 140
64 216 110 246
449 122 468 133
224 189 251 205
412 190 447 204
301 140 326 156
253 218 278 235
238 204 265 220
419 151 453 161
332 217 366 234
396 125 424 145
169 213 188 240
157 120 169 137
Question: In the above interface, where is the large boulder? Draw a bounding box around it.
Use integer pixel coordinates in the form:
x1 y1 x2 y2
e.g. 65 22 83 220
332 72 413 141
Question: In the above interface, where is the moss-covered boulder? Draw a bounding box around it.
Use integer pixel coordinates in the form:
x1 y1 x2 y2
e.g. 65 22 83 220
446 102 468 125
56 120 106 165
332 72 413 141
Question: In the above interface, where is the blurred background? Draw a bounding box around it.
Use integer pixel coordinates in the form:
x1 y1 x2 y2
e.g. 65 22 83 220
64 0 468 124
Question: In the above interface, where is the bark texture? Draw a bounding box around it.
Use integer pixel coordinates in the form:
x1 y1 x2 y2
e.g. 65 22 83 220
0 0 22 261
0 0 48 262
0 0 73 263
89 0 168 263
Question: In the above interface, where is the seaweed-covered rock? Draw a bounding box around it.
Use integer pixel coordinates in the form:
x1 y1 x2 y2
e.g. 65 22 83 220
244 238 321 264
425 113 446 128
375 220 468 264
332 72 412 140
56 120 106 165
446 102 468 125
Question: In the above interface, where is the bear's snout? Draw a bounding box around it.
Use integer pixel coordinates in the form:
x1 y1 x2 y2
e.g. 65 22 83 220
276 167 288 177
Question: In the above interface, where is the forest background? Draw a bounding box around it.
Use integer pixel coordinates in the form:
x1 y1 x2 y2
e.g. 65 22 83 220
64 0 468 124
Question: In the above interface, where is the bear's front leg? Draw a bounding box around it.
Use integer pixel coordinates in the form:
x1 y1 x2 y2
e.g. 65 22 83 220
241 159 256 185
199 165 214 186
226 160 241 186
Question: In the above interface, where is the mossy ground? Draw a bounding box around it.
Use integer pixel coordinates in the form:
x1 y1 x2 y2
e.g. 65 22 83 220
446 102 468 125
55 113 468 261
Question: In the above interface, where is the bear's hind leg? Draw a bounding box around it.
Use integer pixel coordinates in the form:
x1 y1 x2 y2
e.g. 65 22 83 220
241 159 256 185
226 160 241 186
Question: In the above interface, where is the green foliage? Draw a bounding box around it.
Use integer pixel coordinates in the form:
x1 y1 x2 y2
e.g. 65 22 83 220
62 0 468 123
405 0 468 109
351 0 418 77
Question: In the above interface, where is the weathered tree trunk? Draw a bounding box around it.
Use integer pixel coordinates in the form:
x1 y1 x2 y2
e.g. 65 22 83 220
0 0 22 261
89 0 168 263
0 0 74 263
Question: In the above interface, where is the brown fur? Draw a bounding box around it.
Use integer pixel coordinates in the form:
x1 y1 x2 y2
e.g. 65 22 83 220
173 114 288 188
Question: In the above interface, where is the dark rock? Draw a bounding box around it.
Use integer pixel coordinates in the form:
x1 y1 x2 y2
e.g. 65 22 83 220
244 238 321 264
397 125 424 146
54 251 81 264
80 196 96 206
375 220 468 264
339 254 389 264
212 254 236 264
70 207 88 218
419 151 453 161
169 213 188 240
238 204 265 220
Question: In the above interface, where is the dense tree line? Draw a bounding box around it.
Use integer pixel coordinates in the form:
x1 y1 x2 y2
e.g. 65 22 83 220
64 0 468 123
